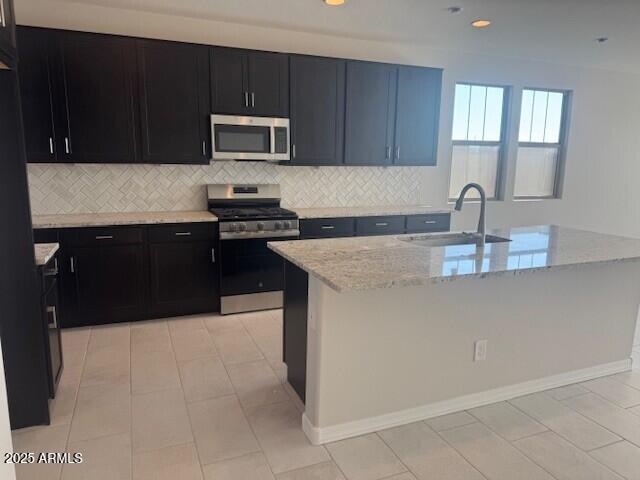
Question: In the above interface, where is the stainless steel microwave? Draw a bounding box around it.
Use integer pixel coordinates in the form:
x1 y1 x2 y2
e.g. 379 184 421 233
211 114 290 162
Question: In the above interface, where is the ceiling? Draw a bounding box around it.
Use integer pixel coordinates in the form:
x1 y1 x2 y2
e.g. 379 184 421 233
64 0 640 73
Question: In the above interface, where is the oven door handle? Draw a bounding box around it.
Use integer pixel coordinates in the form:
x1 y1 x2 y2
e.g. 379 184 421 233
269 126 276 155
219 230 300 241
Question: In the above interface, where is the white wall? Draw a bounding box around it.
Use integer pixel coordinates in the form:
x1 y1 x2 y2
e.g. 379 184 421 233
15 0 640 237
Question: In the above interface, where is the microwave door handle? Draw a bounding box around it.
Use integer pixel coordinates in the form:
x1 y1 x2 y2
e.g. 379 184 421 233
269 126 276 154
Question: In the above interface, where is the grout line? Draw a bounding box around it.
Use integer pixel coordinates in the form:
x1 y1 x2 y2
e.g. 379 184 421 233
166 317 207 480
205 324 278 479
420 422 490 480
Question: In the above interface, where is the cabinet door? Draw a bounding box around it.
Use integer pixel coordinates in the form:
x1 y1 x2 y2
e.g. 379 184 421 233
66 244 146 326
137 40 210 164
149 240 219 318
247 51 289 117
56 31 139 163
17 27 58 163
0 0 16 64
290 56 345 165
43 279 62 398
345 61 397 165
394 66 442 166
210 47 250 115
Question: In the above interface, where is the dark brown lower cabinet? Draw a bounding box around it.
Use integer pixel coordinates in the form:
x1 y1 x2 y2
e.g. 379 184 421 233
64 242 147 327
149 237 219 318
37 223 220 328
39 256 63 398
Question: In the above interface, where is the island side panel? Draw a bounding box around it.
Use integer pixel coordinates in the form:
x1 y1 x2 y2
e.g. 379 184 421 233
283 260 309 402
303 260 640 443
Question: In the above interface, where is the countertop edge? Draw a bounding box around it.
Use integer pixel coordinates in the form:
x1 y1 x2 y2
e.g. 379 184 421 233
32 211 219 229
34 243 60 266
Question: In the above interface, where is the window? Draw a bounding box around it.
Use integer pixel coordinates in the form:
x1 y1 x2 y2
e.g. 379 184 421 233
449 83 508 200
514 89 569 198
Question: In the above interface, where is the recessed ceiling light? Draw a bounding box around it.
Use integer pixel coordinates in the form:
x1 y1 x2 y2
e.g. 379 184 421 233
447 6 463 14
324 0 345 5
471 19 492 28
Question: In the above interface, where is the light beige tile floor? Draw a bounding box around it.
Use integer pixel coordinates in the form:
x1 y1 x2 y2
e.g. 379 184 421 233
10 309 640 480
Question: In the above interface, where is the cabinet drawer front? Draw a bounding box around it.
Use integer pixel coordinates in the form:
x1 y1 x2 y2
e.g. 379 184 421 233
300 218 355 239
148 223 217 243
355 216 404 236
405 213 450 233
63 226 143 246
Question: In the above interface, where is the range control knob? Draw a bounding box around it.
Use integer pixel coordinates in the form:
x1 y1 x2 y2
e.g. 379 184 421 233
282 220 291 230
257 222 265 231
274 221 282 230
229 223 238 232
238 223 247 232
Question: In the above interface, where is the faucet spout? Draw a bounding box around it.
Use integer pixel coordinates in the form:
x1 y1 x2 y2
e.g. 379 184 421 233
454 183 487 247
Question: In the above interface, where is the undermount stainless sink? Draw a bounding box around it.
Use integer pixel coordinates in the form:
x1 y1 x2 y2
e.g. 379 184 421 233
400 232 512 248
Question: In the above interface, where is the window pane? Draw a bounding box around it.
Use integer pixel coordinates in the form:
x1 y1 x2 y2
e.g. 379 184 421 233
514 146 559 197
519 90 534 142
543 92 564 143
530 90 548 142
452 84 471 141
449 145 499 199
467 86 487 141
483 87 504 141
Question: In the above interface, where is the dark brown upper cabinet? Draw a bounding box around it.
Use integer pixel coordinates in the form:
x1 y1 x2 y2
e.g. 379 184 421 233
137 39 210 164
344 61 397 166
393 66 442 166
56 30 139 163
290 55 345 166
210 47 288 117
0 0 16 67
16 27 58 163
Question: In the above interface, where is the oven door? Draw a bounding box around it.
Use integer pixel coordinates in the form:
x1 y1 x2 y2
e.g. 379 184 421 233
211 114 290 161
219 235 298 298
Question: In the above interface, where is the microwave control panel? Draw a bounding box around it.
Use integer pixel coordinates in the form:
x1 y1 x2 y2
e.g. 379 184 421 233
274 127 288 154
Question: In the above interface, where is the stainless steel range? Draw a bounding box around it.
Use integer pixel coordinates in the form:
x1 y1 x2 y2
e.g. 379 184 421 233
207 184 299 315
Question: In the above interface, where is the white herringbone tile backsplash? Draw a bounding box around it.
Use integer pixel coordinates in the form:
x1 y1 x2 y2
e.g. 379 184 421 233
27 162 424 214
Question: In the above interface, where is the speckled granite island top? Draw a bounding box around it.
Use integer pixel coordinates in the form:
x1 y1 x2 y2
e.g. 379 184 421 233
34 243 59 266
268 225 640 292
292 205 450 219
32 211 218 229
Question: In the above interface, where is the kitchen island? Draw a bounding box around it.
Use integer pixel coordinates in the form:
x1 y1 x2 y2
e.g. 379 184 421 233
269 225 640 444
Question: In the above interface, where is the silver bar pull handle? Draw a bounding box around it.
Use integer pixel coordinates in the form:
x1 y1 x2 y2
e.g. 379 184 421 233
385 146 391 160
211 248 216 263
292 144 296 159
321 225 335 230
70 256 75 273
174 232 191 237
49 137 54 155
0 0 6 28
46 306 58 329
251 92 255 108
64 137 70 154
424 220 437 224
395 146 400 160
375 222 389 227
202 141 206 156
244 92 249 107
95 235 114 240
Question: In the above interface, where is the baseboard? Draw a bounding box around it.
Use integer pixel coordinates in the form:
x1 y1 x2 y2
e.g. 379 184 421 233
302 358 632 445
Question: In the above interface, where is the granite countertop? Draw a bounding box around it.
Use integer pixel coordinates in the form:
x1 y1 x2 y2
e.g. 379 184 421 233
35 243 59 266
268 225 640 292
32 211 218 229
292 205 450 219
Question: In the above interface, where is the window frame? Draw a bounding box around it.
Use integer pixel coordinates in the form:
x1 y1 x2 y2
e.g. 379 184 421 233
448 82 512 202
514 87 572 200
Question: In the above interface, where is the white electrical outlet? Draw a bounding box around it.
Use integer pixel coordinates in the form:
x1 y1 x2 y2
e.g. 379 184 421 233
474 339 488 362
